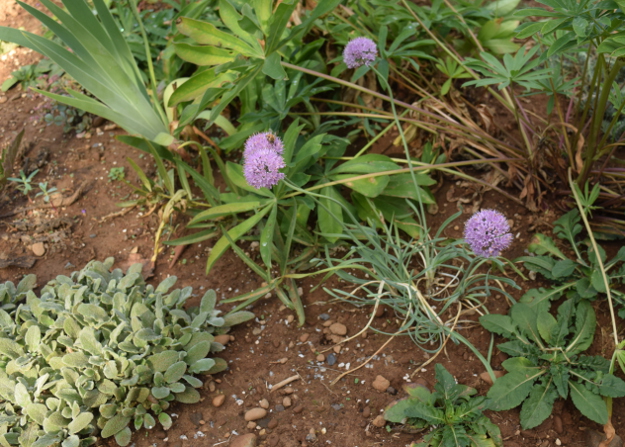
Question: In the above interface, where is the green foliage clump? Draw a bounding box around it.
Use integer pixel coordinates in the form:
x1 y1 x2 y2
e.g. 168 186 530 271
384 364 502 447
0 258 253 447
481 299 625 429
518 207 625 316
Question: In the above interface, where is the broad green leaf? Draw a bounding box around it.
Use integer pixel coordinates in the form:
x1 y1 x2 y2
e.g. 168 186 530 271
590 270 607 293
566 300 596 354
184 341 211 364
174 43 235 66
510 303 541 344
25 325 41 352
159 412 173 430
334 173 389 198
485 0 521 15
479 314 515 338
551 259 577 278
168 68 238 106
536 311 557 344
68 412 94 434
569 381 608 424
206 357 228 374
101 414 131 438
519 383 557 429
114 427 132 447
263 52 287 80
487 371 543 411
501 357 537 373
219 0 257 45
599 374 625 398
223 310 255 326
25 403 48 425
164 361 187 384
174 386 201 403
265 0 298 53
189 201 264 225
318 186 344 244
260 204 278 269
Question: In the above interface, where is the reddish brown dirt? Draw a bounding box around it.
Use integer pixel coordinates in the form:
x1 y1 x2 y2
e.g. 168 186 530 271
1 3 624 447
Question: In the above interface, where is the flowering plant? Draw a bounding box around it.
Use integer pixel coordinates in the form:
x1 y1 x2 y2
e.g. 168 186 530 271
464 209 513 258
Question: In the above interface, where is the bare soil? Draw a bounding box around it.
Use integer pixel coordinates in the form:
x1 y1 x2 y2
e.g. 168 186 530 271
1 3 624 447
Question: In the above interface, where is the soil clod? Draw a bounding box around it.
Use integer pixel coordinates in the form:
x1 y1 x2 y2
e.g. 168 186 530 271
372 375 391 392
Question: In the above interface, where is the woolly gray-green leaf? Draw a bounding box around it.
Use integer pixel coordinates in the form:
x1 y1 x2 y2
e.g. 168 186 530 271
67 412 94 434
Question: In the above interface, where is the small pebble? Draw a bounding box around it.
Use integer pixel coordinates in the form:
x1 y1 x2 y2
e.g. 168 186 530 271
362 407 371 418
316 354 325 362
299 333 309 342
326 353 337 366
319 313 330 321
89 233 96 238
292 404 304 414
244 408 267 421
230 433 257 447
260 398 269 409
267 419 278 429
283 397 292 407
275 405 285 412
31 242 45 257
386 386 397 395
212 395 225 407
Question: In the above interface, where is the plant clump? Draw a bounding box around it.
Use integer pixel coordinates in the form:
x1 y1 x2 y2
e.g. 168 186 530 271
384 364 502 447
0 258 253 447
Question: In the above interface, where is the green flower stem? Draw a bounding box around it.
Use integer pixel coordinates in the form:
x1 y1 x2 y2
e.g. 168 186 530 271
569 169 618 347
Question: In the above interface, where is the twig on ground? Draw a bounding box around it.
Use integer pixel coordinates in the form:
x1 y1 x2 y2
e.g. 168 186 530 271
269 375 300 392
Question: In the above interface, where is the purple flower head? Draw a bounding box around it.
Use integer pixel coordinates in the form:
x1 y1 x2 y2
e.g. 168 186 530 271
243 131 284 159
464 209 513 258
243 147 285 189
343 37 378 69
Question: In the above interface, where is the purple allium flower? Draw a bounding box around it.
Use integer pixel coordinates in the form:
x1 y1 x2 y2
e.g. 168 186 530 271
464 209 513 258
343 37 378 69
243 131 284 159
243 147 285 189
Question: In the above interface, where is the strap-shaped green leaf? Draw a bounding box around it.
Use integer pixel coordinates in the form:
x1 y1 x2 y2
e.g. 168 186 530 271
177 17 259 55
206 206 272 274
174 43 236 66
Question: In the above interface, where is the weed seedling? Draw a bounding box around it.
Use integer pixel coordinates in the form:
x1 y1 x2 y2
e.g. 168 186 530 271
8 169 39 199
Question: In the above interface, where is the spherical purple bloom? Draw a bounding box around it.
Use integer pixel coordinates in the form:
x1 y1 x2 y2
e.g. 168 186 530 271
243 147 285 189
464 209 513 258
243 131 284 159
343 37 378 69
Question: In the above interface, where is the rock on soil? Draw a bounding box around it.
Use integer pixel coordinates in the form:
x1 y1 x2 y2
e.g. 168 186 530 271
31 242 45 257
372 415 386 427
329 322 347 335
372 375 391 392
586 430 623 447
212 394 225 407
230 433 257 447
244 408 267 421
479 370 505 385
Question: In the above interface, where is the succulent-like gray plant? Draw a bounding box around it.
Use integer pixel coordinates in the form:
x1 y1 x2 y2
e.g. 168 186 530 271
0 258 253 447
